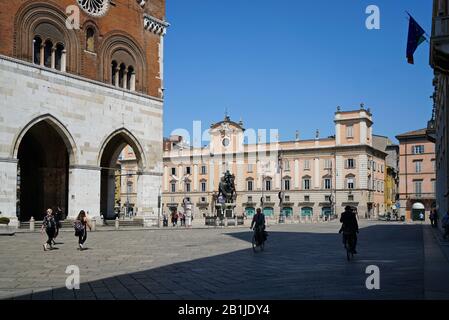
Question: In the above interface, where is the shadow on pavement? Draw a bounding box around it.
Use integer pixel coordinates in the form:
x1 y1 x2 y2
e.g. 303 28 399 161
11 224 427 300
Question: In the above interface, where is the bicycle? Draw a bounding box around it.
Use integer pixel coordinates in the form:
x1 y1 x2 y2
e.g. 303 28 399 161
343 232 356 261
252 227 265 253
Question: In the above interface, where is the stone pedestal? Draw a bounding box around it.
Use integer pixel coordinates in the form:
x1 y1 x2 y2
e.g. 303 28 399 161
143 213 158 227
30 217 35 232
216 202 236 227
90 218 96 232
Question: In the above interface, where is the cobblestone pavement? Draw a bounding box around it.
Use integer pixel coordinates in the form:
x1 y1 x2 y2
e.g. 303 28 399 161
1 221 448 300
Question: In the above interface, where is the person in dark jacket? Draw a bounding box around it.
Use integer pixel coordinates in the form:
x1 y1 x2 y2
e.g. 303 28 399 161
339 206 359 254
41 208 57 251
52 206 63 245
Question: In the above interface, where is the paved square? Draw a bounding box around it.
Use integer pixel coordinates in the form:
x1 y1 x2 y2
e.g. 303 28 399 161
1 221 449 300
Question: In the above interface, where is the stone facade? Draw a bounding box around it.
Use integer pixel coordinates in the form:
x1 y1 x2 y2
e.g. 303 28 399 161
162 107 388 221
0 0 166 227
430 0 449 230
396 129 436 221
373 135 399 212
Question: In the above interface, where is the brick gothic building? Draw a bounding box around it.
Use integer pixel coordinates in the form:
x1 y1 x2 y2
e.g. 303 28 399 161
0 0 167 226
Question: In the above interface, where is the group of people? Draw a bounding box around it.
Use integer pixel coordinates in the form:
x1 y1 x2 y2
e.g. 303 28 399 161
41 208 91 251
164 210 193 228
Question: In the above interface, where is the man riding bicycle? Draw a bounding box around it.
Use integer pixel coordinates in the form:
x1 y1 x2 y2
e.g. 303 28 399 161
251 208 267 244
339 206 359 254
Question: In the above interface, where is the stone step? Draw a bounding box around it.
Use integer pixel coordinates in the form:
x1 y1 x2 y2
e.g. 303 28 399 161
19 219 144 229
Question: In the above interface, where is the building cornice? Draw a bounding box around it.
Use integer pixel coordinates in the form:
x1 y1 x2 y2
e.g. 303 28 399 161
163 144 388 161
144 14 170 36
0 157 18 164
0 54 164 104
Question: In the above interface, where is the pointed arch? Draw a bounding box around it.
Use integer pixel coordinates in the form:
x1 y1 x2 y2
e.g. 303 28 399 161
12 113 77 165
97 128 147 170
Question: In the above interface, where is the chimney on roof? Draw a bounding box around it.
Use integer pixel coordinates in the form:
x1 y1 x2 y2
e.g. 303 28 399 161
295 130 300 141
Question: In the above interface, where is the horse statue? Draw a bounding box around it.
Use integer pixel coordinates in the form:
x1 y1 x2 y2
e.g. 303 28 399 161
218 170 237 203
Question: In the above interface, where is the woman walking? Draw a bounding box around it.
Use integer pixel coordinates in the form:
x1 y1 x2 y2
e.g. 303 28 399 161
52 206 63 245
41 208 57 251
172 210 178 227
74 210 92 250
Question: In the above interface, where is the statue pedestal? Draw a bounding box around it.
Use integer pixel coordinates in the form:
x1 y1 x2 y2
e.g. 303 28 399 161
215 202 236 226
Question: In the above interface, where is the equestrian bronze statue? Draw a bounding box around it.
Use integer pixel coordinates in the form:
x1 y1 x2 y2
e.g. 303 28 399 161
218 170 237 203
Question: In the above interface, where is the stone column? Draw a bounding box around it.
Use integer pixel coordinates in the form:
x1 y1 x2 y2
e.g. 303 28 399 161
40 44 45 66
0 159 18 227
193 165 198 191
61 50 67 72
130 72 136 91
51 47 56 69
123 70 128 89
136 172 161 227
68 167 101 220
114 67 119 87
163 166 169 192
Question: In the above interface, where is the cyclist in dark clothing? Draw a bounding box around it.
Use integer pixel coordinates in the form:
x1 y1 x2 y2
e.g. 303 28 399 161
339 206 359 254
251 208 267 243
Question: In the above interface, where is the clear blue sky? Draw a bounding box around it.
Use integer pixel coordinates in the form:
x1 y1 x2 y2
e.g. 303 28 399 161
163 0 433 144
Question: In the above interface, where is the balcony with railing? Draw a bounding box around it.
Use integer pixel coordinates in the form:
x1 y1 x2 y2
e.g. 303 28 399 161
407 192 436 200
431 15 449 72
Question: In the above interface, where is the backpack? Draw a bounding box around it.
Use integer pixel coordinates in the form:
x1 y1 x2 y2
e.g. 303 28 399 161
74 220 85 236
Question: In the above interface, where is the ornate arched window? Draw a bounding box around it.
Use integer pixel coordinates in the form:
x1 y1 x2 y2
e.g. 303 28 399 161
101 33 145 92
15 2 79 73
77 0 110 17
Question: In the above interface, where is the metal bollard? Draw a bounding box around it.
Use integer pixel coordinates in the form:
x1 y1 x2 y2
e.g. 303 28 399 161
91 218 96 232
30 217 35 232
225 218 228 227
115 217 119 230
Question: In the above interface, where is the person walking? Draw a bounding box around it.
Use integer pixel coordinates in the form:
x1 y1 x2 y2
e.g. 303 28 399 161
74 210 92 250
433 209 439 228
172 210 178 227
41 208 57 251
181 211 186 227
52 206 63 245
163 212 168 227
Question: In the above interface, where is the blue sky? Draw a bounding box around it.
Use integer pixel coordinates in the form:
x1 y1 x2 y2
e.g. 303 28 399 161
163 0 433 144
